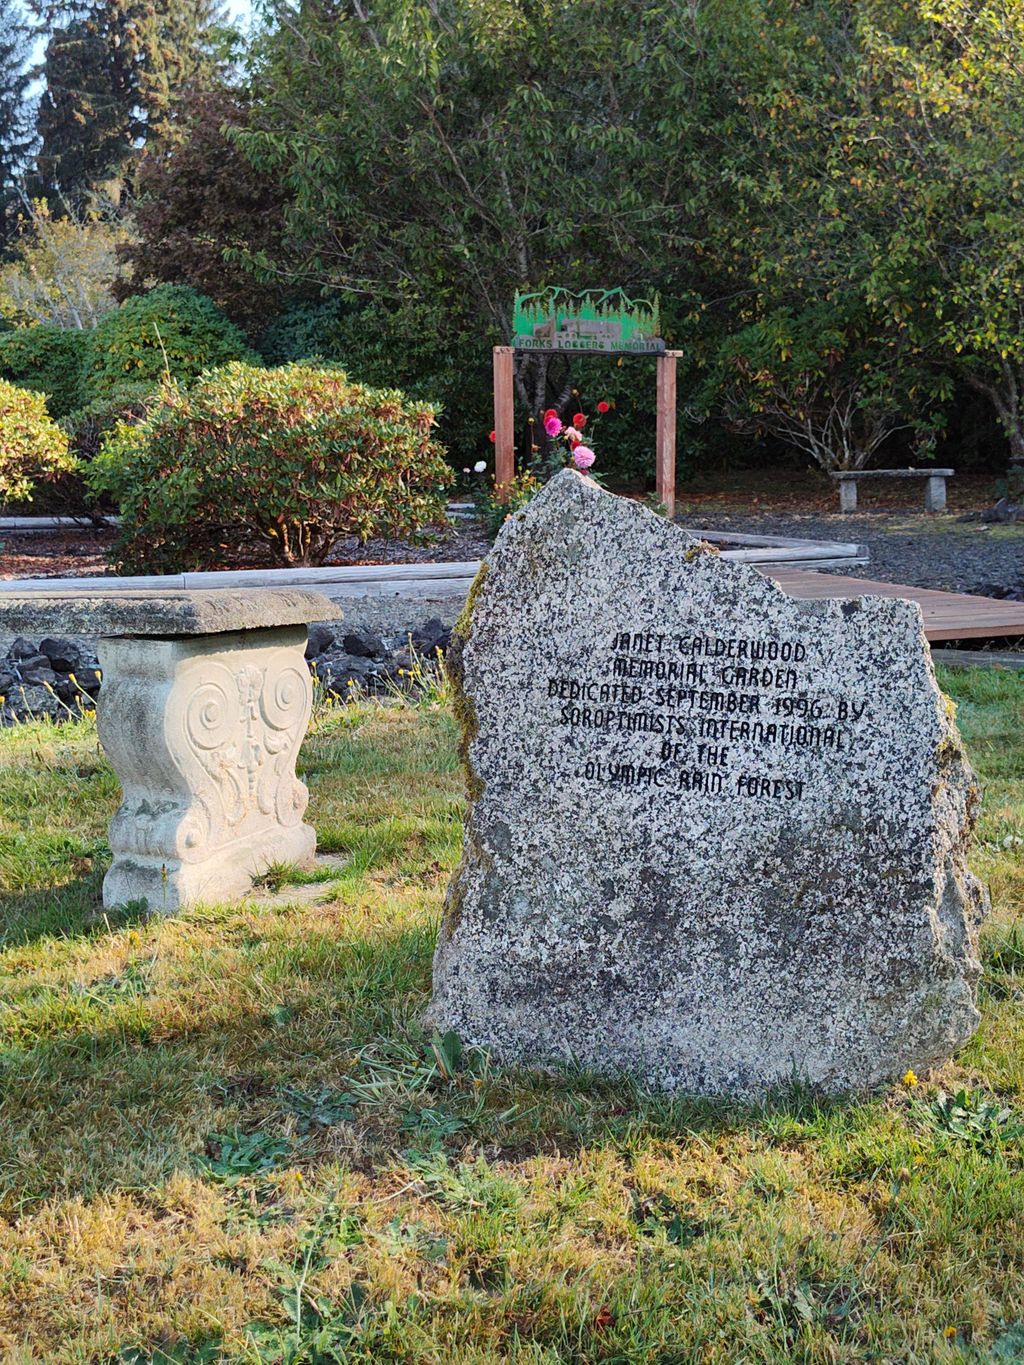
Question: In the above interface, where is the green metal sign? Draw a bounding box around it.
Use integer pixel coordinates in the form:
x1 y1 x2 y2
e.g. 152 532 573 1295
512 288 664 354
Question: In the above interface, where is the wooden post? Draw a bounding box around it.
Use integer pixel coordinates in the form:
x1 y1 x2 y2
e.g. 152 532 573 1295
492 346 515 500
655 350 680 519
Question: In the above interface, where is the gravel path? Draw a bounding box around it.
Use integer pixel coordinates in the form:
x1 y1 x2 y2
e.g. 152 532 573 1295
686 511 1024 597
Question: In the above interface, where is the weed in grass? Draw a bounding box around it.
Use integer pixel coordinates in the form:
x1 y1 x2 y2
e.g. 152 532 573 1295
114 1342 222 1364
200 1128 292 1182
753 1268 868 1350
245 1281 376 1365
919 1087 1024 1150
244 1200 386 1365
630 1190 710 1247
398 1102 470 1153
983 1324 1024 1359
281 1086 359 1134
253 862 344 895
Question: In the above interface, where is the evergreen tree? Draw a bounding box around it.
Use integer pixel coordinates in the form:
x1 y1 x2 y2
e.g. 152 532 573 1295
32 0 227 206
137 0 228 141
0 0 33 246
34 7 137 206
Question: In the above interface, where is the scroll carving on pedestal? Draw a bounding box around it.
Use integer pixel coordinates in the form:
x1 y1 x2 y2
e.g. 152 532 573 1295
181 651 311 852
99 624 319 910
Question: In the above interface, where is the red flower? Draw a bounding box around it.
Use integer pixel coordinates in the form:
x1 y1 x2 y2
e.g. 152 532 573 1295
573 412 586 428
597 400 610 413
543 408 557 421
488 430 496 443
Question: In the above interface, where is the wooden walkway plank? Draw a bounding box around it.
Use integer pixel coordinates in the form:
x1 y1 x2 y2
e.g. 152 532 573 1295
765 568 1024 642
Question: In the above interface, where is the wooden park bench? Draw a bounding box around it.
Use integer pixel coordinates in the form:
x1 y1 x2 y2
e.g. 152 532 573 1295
831 468 954 513
0 587 336 912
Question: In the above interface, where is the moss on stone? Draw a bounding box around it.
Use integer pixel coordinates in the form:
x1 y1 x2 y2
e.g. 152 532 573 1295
450 562 487 810
440 869 467 940
452 561 489 645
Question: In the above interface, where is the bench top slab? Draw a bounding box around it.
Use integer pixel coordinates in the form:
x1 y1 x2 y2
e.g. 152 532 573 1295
831 468 954 480
0 587 338 637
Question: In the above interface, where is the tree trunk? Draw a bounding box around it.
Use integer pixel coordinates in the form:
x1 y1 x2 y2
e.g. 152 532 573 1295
513 352 575 469
966 363 1024 466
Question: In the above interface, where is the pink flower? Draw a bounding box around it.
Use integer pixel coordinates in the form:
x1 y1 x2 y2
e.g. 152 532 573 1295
572 445 596 469
564 426 582 445
544 414 562 437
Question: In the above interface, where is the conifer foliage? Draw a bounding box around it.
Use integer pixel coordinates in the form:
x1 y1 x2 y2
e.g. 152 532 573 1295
0 0 32 246
30 0 226 205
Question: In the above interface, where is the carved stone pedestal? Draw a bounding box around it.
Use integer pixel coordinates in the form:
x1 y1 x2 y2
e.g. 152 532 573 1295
99 626 318 910
0 587 338 911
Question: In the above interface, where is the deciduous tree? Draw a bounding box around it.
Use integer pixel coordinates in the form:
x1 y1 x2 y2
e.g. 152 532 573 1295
236 0 761 464
117 88 290 331
0 197 129 327
856 0 1024 465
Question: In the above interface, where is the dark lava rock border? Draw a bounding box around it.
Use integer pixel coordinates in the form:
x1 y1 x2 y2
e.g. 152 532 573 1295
0 617 454 726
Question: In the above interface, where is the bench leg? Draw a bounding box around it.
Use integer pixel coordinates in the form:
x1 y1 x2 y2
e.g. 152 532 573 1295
838 480 858 513
924 476 946 512
97 625 316 911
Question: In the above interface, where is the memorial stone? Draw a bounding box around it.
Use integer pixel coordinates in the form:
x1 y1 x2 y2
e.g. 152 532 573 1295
427 470 988 1095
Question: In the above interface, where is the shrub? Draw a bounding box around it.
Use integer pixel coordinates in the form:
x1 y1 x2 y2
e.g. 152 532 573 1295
256 296 351 366
258 295 486 473
28 381 160 521
0 379 76 509
87 284 259 398
89 362 451 571
64 381 156 463
0 324 90 418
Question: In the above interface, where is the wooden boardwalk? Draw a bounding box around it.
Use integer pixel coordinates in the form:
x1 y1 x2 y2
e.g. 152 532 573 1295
767 568 1024 642
3 561 1022 645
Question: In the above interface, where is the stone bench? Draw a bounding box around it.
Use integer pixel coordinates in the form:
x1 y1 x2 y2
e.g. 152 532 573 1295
831 468 954 513
0 588 336 912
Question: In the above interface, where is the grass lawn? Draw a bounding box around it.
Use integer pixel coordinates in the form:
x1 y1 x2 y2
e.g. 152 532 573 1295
0 668 1022 1364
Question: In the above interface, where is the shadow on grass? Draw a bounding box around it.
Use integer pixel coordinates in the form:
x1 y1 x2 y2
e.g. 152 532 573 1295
0 863 151 949
0 905 876 1216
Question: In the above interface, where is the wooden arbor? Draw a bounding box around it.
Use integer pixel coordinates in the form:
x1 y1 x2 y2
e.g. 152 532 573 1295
492 346 683 517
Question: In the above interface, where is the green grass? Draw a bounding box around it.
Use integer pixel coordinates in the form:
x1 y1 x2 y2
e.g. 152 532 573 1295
0 673 1021 1363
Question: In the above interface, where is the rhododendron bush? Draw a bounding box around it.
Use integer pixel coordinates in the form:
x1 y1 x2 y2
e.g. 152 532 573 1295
0 378 75 509
89 362 450 572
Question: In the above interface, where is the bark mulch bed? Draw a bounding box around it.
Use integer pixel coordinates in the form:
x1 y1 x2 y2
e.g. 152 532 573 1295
0 522 490 581
2 471 1019 598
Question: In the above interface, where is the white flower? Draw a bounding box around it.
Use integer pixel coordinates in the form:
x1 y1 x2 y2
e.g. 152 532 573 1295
473 460 487 473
